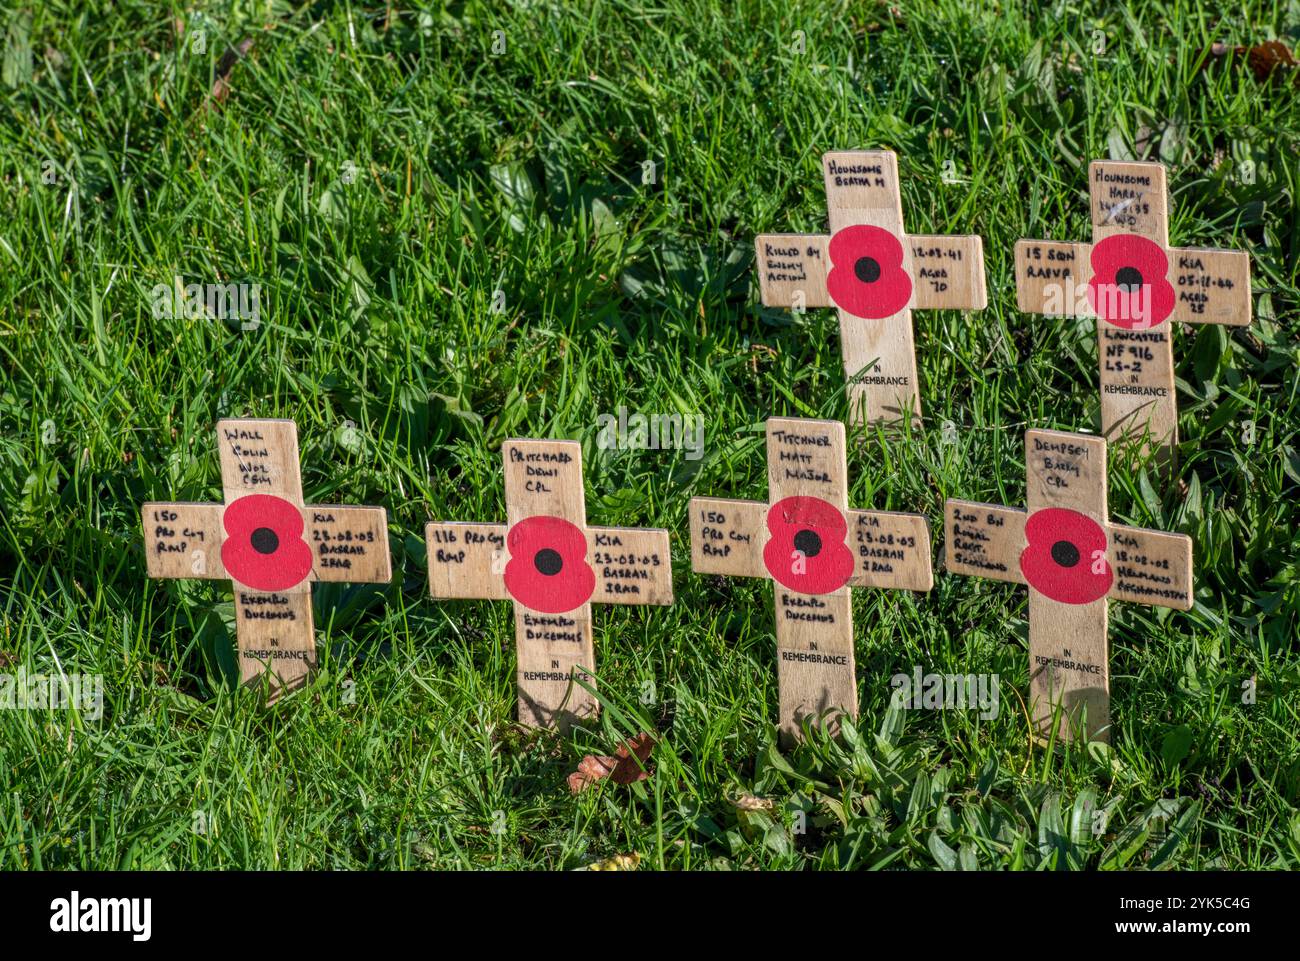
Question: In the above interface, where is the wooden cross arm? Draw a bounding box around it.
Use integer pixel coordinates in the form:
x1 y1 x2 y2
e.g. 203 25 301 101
1014 240 1092 315
688 497 768 580
308 506 391 584
1016 240 1251 329
943 501 1193 609
753 234 832 308
1107 525 1193 610
1169 247 1251 327
586 527 674 606
846 510 933 591
426 522 509 600
942 500 1028 586
427 521 673 606
142 502 226 580
907 235 987 311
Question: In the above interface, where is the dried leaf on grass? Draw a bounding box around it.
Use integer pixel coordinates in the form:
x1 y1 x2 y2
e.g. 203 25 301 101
579 852 641 871
209 37 256 107
567 732 656 793
1203 40 1299 84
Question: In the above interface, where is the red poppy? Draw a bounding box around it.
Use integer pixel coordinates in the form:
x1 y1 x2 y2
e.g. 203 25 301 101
1087 234 1175 329
826 224 912 319
762 496 855 594
220 494 314 592
1018 508 1112 605
504 515 595 613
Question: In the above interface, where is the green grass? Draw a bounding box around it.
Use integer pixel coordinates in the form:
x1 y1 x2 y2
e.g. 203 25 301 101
1 0 1297 870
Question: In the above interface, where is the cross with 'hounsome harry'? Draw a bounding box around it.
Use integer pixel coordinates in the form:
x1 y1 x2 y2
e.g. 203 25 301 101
1015 160 1252 461
944 429 1194 743
143 419 392 696
689 417 933 740
755 150 987 426
426 439 673 731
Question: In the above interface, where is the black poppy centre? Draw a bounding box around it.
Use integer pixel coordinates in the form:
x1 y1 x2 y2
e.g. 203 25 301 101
1050 539 1080 568
793 529 823 558
854 256 882 284
1115 266 1144 294
250 527 279 555
534 548 564 576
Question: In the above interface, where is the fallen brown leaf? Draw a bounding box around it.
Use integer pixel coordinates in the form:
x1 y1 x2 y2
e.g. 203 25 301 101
1201 39 1299 85
209 37 256 107
1246 40 1298 81
567 732 656 793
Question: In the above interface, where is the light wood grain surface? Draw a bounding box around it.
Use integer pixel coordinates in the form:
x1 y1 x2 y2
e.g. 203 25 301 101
943 429 1194 744
427 438 673 731
691 417 934 740
1015 161 1253 462
144 419 391 699
755 150 987 428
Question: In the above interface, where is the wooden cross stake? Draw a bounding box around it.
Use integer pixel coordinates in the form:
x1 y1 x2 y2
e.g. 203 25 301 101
426 439 673 731
1015 160 1252 461
143 419 392 696
689 417 933 740
755 150 987 426
944 429 1193 743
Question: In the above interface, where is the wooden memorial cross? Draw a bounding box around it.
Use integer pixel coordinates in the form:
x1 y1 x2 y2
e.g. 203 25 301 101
688 417 933 740
754 150 987 426
426 439 673 730
143 419 392 695
944 429 1193 743
1015 160 1252 459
